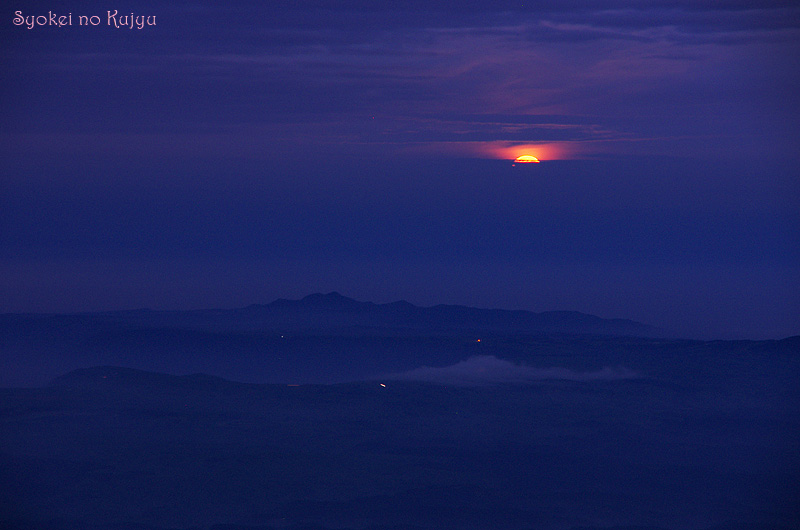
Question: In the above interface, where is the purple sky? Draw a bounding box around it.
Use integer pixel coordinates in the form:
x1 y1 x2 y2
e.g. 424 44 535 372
2 1 798 338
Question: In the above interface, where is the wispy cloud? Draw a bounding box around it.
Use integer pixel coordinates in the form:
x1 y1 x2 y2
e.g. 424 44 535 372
5 1 797 160
386 356 638 386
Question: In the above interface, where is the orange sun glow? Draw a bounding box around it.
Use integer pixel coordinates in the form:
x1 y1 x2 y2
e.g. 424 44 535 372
514 155 540 163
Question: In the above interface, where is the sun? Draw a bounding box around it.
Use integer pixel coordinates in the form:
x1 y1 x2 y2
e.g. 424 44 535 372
513 155 540 163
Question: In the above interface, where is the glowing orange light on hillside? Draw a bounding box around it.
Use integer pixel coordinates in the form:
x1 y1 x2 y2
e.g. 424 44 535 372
514 155 540 163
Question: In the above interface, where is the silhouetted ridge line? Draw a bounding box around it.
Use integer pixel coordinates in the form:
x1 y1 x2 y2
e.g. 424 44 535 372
238 293 657 336
0 292 660 337
299 291 374 310
48 366 239 390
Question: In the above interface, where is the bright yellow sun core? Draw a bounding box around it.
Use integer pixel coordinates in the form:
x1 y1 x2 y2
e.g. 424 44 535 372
514 155 540 163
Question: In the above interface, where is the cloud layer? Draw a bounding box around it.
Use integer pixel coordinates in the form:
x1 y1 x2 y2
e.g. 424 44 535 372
386 356 638 386
5 1 798 160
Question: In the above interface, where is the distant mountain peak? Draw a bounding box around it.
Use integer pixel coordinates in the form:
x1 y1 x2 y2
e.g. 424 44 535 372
384 299 416 310
251 293 656 335
298 292 369 310
302 291 349 302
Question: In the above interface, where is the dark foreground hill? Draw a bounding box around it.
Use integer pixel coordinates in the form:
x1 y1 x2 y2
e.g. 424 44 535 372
1 294 798 529
2 354 799 530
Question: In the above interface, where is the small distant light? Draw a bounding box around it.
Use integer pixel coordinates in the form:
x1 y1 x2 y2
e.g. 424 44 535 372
380 383 386 387
476 339 481 342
